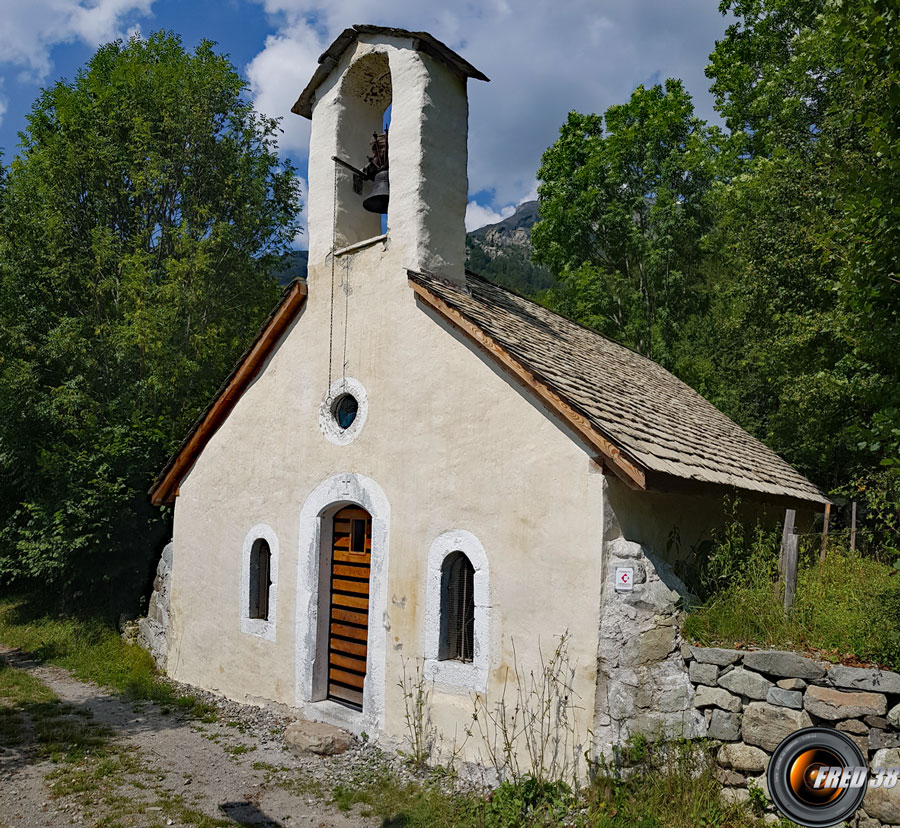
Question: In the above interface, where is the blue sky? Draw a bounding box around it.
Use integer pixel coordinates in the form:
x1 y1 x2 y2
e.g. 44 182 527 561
0 1 731 244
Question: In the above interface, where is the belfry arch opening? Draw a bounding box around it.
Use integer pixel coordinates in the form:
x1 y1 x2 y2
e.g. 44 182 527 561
332 52 392 249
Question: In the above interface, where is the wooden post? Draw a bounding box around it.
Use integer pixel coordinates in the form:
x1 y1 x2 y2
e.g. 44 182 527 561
781 509 798 615
819 502 831 564
850 501 857 552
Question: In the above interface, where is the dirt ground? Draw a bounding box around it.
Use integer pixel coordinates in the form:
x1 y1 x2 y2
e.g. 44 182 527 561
0 646 381 828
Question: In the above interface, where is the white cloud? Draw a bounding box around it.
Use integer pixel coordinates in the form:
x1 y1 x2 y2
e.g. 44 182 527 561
0 0 154 83
0 80 6 130
245 1 732 213
466 200 515 232
246 26 326 157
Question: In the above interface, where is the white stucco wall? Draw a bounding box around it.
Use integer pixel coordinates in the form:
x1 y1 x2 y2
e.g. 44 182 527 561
166 237 606 761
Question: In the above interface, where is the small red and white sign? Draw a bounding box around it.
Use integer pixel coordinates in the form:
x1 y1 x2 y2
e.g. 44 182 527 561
615 566 634 592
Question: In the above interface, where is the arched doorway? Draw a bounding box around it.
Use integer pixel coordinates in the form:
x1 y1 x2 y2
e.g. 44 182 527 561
296 472 390 730
325 506 372 709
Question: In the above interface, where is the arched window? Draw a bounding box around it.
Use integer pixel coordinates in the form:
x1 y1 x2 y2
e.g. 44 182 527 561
439 551 475 662
424 530 489 691
248 538 272 621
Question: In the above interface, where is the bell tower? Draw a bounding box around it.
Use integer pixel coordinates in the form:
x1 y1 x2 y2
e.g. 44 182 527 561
293 26 488 287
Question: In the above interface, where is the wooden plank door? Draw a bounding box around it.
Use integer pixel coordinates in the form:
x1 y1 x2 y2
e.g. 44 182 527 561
327 506 372 709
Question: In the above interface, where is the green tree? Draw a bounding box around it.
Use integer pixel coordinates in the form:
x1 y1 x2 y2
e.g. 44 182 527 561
689 0 900 498
532 80 721 364
0 32 301 602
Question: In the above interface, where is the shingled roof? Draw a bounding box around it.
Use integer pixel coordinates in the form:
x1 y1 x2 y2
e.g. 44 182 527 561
409 269 826 506
292 24 489 119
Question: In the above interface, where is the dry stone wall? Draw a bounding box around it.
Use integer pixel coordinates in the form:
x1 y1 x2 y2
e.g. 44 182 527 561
685 645 900 826
137 541 172 671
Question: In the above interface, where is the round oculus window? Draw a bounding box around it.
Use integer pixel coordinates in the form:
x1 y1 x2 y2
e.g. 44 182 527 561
332 393 359 430
318 377 367 445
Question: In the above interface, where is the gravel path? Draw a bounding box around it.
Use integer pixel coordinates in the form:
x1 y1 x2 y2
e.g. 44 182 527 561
0 646 389 828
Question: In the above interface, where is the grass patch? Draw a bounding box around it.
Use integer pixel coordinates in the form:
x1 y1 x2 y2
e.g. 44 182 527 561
685 544 900 669
0 661 58 706
331 766 480 827
0 594 214 717
0 661 59 744
586 738 785 828
323 743 780 828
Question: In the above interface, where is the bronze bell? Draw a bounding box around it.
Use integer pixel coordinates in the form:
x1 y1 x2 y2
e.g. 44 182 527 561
363 169 389 214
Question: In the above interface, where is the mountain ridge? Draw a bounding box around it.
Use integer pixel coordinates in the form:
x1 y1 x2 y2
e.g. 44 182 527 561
274 200 553 298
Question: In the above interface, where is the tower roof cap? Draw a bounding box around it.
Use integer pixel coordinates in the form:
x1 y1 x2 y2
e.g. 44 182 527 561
292 24 489 119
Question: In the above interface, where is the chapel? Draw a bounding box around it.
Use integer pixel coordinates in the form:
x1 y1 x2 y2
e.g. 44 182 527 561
148 25 826 762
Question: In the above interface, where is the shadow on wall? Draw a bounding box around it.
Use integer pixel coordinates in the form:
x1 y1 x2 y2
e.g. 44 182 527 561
605 475 815 592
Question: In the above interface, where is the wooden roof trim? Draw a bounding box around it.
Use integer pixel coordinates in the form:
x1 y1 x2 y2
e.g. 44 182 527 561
149 280 308 506
408 274 647 490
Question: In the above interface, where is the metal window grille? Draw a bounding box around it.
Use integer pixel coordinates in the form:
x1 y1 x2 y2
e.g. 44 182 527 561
248 538 271 620
439 551 474 662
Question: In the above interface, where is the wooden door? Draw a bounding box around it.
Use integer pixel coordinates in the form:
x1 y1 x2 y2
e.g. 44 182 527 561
327 506 372 709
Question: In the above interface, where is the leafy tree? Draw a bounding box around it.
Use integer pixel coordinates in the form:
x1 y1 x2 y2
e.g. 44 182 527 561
0 32 301 602
690 0 900 495
532 81 721 364
532 0 898 536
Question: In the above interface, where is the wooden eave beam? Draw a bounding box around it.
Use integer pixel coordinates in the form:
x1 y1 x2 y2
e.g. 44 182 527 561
408 277 647 491
642 468 829 511
149 280 308 506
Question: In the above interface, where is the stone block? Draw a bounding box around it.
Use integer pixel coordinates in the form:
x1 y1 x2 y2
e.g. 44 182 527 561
869 729 900 750
829 665 900 695
742 702 813 751
690 647 743 666
719 667 773 700
284 720 353 756
638 626 676 665
864 749 900 824
708 709 742 741
867 715 891 730
837 718 870 735
804 685 887 720
694 685 742 713
776 677 807 691
627 708 707 742
689 661 718 686
766 687 803 709
888 702 900 729
606 537 645 560
742 650 826 680
720 787 750 805
717 742 769 773
716 768 747 786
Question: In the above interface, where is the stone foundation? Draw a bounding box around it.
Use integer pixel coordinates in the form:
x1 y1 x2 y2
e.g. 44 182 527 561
594 536 705 757
686 645 900 826
137 541 172 671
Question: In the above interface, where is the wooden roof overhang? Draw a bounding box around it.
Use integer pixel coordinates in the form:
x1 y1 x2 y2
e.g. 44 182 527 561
149 279 308 506
409 271 828 510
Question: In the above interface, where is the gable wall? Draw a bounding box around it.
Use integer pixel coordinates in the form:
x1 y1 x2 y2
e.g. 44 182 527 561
166 236 606 760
